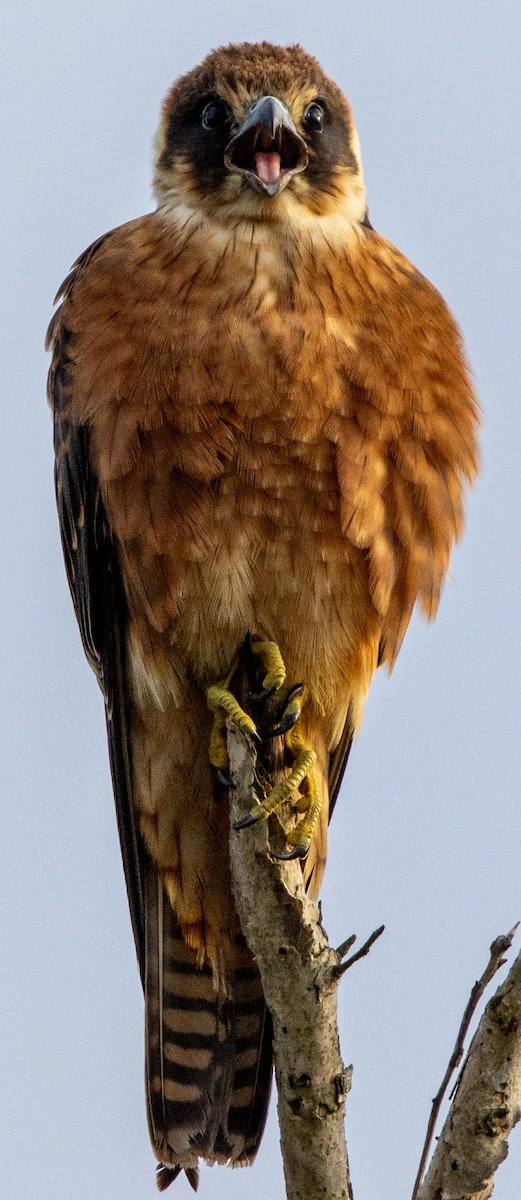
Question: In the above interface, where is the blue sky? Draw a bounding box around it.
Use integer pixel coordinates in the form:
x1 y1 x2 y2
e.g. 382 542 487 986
1 2 520 1197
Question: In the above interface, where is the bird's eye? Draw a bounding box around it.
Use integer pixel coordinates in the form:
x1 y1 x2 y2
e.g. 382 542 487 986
303 102 325 133
201 100 232 130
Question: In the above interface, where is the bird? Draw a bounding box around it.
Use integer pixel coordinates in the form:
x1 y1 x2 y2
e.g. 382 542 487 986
47 40 479 1191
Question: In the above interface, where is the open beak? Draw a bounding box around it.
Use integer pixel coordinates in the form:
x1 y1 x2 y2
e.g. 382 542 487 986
224 95 308 196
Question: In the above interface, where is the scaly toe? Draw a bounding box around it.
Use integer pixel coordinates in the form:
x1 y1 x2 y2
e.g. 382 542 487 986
280 783 322 859
207 683 260 743
207 677 260 786
234 744 317 835
248 638 287 701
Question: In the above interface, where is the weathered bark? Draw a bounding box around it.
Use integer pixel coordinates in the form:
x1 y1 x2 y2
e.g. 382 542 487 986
417 949 521 1200
227 723 353 1200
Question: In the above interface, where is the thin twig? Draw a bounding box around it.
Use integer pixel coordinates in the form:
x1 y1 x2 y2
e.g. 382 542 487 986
336 935 357 960
411 923 519 1200
332 925 385 981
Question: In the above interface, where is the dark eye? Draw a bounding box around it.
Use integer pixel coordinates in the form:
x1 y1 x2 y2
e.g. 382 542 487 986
201 99 232 130
303 102 325 133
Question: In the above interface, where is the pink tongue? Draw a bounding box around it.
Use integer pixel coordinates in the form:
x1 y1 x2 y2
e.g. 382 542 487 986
254 151 281 184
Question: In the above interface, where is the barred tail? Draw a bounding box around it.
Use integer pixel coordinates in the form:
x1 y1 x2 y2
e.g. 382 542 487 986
144 861 272 1189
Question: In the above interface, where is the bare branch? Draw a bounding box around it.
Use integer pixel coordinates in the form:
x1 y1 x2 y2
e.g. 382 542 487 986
224 647 521 1200
227 722 353 1200
331 925 385 981
416 938 521 1200
412 926 518 1200
335 935 357 960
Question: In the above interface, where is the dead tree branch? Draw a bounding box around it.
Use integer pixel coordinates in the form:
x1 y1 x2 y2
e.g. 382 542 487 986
225 700 521 1200
227 722 360 1200
412 926 518 1199
331 925 385 981
416 939 521 1200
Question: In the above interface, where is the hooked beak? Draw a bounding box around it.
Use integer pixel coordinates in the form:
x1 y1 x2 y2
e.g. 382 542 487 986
224 95 308 197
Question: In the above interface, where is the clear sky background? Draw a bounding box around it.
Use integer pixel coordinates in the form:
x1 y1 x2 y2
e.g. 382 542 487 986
1 2 520 1198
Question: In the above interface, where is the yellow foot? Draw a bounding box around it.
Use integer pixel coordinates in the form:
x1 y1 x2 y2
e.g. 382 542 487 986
233 688 321 862
248 638 287 699
271 724 322 859
207 638 321 860
206 637 299 782
207 678 260 787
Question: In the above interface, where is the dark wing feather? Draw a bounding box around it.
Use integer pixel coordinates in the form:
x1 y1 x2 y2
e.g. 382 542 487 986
47 249 146 982
48 246 273 1182
327 716 354 825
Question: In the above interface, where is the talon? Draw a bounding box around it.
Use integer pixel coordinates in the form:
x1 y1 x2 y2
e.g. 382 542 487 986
271 843 310 861
237 742 317 837
250 680 278 703
275 732 322 858
271 682 305 737
233 812 259 831
210 642 323 867
213 765 232 789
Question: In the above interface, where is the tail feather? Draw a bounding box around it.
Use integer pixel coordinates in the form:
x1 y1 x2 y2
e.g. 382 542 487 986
215 948 273 1164
155 1164 182 1191
144 860 272 1181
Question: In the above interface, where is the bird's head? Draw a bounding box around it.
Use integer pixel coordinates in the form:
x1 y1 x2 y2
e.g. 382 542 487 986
154 42 368 228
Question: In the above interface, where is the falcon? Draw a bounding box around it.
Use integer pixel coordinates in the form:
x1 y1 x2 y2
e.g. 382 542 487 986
47 41 479 1190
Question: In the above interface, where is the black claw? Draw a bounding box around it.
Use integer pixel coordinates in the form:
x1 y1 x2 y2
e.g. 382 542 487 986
270 711 298 737
271 843 309 861
242 630 255 656
212 765 232 789
270 682 305 736
249 727 262 746
233 812 258 831
249 680 278 703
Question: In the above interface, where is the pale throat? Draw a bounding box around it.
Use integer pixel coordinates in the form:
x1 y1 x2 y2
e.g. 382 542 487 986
154 170 367 283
